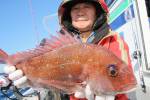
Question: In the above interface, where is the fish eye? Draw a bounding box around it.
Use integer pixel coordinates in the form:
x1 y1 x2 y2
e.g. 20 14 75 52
107 64 118 77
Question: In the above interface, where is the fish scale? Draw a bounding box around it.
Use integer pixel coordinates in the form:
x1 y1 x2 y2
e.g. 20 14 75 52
0 30 137 95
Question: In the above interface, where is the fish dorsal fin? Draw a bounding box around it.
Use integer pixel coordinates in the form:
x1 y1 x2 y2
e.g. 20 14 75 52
10 45 52 64
43 29 80 50
10 29 80 64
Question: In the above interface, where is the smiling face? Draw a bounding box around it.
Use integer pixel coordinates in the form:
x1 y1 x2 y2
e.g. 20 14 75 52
71 3 96 32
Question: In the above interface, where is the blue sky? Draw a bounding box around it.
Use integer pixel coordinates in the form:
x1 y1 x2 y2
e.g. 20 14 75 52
0 0 61 72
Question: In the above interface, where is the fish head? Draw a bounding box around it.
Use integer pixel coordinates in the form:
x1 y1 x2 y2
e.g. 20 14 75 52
95 57 137 95
88 49 137 95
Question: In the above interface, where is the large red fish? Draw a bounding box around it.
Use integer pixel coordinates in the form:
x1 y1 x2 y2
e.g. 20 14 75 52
0 30 137 95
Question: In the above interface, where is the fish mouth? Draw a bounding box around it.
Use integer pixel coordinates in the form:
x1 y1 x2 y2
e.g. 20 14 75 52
117 84 137 95
116 83 137 94
117 86 137 94
98 83 137 95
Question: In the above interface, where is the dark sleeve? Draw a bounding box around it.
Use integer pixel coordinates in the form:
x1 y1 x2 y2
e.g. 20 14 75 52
145 0 150 17
60 93 70 100
39 38 47 46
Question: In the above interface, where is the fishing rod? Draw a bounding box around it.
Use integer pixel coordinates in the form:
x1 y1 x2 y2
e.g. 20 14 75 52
28 0 40 44
130 9 147 93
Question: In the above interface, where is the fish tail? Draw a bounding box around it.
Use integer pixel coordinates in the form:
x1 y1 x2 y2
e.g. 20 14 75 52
0 49 8 64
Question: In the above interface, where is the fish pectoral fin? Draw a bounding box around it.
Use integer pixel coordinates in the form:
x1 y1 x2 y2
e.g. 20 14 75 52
37 79 84 94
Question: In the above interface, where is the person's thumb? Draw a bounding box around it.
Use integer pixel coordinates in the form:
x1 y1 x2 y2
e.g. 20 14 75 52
74 91 85 98
85 84 94 100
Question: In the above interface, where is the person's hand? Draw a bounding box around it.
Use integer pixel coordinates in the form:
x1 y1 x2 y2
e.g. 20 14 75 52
74 84 115 100
4 65 28 87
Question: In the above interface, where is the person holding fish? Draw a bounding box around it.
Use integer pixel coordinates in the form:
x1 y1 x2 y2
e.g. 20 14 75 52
2 0 136 100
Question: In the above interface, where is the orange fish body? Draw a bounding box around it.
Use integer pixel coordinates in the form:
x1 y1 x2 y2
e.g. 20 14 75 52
0 32 137 95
